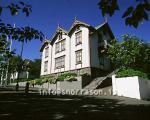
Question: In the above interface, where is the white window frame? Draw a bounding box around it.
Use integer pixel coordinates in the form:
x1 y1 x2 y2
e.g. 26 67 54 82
76 50 82 64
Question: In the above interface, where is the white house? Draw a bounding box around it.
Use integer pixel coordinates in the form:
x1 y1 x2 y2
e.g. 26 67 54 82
40 19 114 78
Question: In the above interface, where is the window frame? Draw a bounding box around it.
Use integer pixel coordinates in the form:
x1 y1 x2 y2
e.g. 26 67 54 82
55 42 60 54
75 49 82 65
45 46 49 58
55 39 66 54
55 56 65 69
61 39 66 51
75 31 82 45
44 61 48 72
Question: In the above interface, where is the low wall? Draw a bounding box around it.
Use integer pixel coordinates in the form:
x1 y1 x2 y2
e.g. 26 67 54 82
10 82 26 87
112 75 150 100
57 81 82 90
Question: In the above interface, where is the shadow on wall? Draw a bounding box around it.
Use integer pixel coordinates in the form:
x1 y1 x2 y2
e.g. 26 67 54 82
81 74 92 88
96 77 112 89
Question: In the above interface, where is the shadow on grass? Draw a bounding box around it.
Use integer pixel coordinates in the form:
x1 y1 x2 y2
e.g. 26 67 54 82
0 93 150 120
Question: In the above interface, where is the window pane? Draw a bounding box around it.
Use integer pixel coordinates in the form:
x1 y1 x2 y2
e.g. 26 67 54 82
75 31 82 45
45 47 49 57
55 43 60 53
76 50 82 64
44 61 48 72
61 40 65 51
55 56 65 69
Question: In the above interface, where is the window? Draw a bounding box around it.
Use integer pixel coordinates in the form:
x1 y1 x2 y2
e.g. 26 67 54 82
55 56 65 69
44 61 48 72
61 40 65 51
75 31 82 45
45 47 49 58
55 43 60 53
76 50 82 64
58 32 62 40
76 26 80 31
55 39 66 54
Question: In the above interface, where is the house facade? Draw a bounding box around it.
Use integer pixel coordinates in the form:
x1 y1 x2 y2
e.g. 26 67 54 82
40 19 114 78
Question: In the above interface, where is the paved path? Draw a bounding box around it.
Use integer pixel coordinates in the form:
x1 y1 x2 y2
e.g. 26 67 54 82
0 92 150 120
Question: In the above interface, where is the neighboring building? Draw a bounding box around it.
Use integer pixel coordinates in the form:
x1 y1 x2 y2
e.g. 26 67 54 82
40 19 114 78
10 71 29 80
10 59 30 81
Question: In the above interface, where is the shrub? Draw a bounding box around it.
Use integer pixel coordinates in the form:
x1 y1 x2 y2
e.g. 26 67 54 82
116 68 148 80
56 72 77 81
46 75 56 84
12 78 32 83
34 78 43 85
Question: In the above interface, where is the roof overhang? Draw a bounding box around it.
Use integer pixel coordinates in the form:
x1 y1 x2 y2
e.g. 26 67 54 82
40 40 50 52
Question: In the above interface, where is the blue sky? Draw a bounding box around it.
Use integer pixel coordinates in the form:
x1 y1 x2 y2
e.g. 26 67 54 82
1 0 150 60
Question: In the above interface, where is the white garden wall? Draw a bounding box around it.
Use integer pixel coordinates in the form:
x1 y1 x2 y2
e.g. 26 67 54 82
112 75 150 100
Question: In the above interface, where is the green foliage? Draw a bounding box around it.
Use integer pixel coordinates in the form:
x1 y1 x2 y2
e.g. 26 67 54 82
8 55 22 74
0 1 31 16
12 78 32 83
0 1 44 42
30 75 56 85
56 72 77 81
12 72 78 85
28 59 41 78
98 0 150 28
116 68 149 80
0 1 44 84
34 78 43 85
41 75 56 84
108 34 150 70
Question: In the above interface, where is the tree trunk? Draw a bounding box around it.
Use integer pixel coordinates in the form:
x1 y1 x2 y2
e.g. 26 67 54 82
17 41 24 80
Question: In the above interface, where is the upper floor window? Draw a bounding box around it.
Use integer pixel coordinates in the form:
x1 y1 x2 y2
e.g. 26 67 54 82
61 40 65 51
76 50 82 64
44 61 48 72
76 26 80 31
55 56 65 69
45 47 49 58
55 43 60 53
55 39 66 54
75 31 82 45
58 32 62 40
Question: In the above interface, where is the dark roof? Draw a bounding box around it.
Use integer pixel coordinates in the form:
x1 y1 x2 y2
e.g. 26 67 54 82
40 19 115 52
96 22 115 39
40 40 50 52
68 19 95 35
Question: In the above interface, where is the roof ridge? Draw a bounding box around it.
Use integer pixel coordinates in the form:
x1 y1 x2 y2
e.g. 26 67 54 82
95 21 107 29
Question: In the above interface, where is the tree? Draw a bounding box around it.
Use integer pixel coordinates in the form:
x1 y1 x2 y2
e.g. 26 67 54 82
28 59 41 78
98 0 150 28
0 37 14 84
8 55 22 76
107 34 150 76
0 1 44 83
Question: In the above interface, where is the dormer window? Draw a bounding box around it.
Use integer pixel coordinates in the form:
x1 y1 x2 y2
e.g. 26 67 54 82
55 43 60 53
75 31 82 45
61 39 65 51
76 26 80 31
58 32 62 40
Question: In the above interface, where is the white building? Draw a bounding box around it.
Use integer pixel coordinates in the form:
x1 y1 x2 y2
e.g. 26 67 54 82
40 19 114 78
